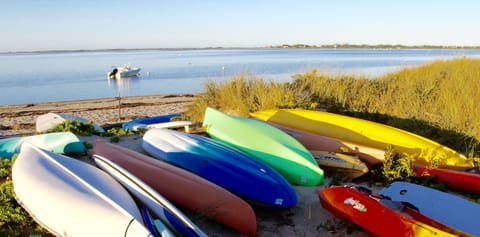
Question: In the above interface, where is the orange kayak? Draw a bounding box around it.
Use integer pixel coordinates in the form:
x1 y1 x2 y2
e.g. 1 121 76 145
92 140 257 237
319 186 458 237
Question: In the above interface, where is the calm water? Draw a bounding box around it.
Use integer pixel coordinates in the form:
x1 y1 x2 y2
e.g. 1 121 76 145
1 48 479 105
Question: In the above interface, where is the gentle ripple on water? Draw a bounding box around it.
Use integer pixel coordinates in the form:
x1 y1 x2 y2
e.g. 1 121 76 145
0 48 479 105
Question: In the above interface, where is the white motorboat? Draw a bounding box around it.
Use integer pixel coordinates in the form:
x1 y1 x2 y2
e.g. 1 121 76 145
107 65 141 79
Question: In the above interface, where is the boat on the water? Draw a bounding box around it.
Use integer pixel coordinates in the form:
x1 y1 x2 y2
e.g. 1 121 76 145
12 142 153 237
107 65 141 79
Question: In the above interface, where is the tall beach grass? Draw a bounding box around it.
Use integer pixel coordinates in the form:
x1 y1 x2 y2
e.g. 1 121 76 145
185 58 480 157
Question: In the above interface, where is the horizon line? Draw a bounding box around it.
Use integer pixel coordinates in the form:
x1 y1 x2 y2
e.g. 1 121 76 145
2 44 480 54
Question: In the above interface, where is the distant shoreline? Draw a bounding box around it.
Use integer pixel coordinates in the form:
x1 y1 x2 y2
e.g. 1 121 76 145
2 44 480 54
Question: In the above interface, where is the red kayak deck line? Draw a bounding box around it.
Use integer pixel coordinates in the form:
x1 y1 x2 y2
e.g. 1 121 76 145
318 186 454 237
413 165 480 194
92 140 257 237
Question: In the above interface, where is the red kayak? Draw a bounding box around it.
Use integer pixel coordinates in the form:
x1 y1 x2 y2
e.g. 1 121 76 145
414 165 480 194
318 186 456 237
92 140 257 236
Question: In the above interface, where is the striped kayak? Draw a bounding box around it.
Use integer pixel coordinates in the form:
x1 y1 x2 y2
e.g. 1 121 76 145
12 142 152 237
93 154 206 237
0 132 86 159
122 114 182 131
250 109 477 170
319 186 458 237
202 107 324 186
142 128 297 208
311 151 368 179
380 181 480 236
93 140 257 236
36 112 105 133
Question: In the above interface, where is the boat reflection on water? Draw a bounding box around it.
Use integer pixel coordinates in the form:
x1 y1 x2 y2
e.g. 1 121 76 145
107 76 140 94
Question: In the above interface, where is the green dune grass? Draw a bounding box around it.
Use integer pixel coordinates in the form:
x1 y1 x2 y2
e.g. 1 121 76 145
185 58 480 158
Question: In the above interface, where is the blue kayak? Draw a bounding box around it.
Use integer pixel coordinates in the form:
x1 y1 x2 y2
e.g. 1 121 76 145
142 128 298 208
122 114 181 131
379 181 480 236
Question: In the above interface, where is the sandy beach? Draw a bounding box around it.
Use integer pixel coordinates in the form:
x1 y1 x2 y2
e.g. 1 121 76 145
0 94 196 137
0 94 369 237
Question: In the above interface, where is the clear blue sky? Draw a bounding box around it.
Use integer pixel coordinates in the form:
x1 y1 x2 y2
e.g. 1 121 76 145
1 0 478 52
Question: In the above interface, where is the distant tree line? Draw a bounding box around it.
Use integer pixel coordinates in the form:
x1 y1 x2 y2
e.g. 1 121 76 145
266 44 480 49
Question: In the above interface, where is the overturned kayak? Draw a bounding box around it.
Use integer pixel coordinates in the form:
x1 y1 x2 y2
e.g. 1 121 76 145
93 154 206 237
0 132 86 159
203 107 324 186
93 140 257 236
142 128 297 208
36 112 105 133
251 109 477 170
12 142 152 237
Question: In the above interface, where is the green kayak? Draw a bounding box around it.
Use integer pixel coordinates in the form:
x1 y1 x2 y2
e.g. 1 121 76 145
0 132 86 159
203 107 324 186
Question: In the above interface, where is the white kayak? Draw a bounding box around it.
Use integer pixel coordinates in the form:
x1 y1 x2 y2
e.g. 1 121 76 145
93 154 207 237
12 142 152 237
36 112 105 133
133 121 193 133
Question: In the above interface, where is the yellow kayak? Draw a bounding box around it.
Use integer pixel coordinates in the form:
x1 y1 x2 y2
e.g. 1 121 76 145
251 109 478 170
311 150 368 179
